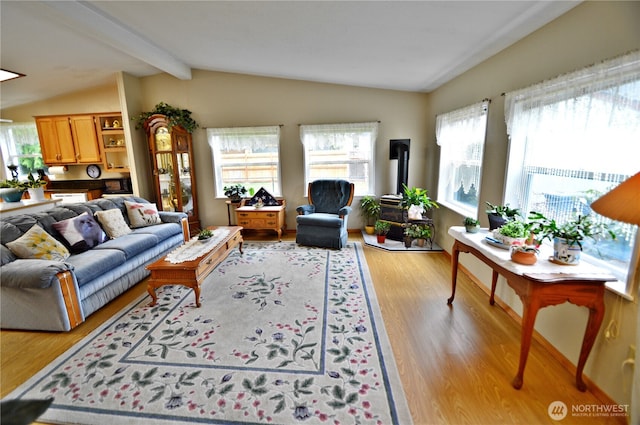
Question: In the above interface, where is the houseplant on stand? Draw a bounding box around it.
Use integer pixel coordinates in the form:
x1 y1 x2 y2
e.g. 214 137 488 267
485 202 521 230
464 217 480 233
224 184 248 203
510 245 540 265
22 173 47 201
404 223 432 247
360 195 381 235
374 220 391 244
400 184 438 220
528 212 616 265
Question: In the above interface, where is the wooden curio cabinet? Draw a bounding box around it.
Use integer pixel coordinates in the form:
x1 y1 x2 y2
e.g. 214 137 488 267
144 114 200 233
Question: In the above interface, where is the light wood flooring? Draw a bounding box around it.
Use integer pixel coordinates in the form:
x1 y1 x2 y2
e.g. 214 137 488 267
1 232 626 424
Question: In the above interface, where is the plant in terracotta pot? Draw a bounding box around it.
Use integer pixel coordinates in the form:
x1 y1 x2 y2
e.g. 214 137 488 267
510 245 540 265
463 217 480 233
374 220 391 244
485 202 521 230
404 223 432 247
360 195 381 235
528 211 616 265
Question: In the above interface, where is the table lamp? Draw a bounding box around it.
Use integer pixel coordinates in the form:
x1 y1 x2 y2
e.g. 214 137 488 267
590 172 640 226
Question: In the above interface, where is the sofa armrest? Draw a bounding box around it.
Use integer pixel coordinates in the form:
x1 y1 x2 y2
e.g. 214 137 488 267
338 206 352 217
296 205 316 215
159 211 188 224
0 259 74 289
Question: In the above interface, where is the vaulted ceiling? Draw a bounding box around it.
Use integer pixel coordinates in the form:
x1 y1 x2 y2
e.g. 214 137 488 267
0 1 579 110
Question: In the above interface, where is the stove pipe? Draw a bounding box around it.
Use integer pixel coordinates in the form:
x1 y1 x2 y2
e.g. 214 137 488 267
390 139 410 194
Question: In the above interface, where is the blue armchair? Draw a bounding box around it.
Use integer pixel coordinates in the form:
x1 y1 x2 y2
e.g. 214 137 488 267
296 180 355 249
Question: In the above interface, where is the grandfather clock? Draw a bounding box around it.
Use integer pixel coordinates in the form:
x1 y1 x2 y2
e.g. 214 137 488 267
144 114 200 233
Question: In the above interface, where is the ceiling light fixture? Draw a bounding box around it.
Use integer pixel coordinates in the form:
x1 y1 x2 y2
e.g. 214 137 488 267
0 69 26 82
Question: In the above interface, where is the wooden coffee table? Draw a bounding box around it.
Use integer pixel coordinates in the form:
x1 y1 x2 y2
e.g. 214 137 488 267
146 226 243 307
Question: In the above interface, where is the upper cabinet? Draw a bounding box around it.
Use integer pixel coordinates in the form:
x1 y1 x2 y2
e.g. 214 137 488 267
35 114 103 165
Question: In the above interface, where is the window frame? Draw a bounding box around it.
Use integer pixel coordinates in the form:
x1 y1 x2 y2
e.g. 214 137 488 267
299 121 378 196
207 125 282 198
0 122 46 180
435 100 489 219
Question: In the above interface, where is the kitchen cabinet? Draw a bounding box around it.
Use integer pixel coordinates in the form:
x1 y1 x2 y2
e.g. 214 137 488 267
96 113 129 172
143 114 200 233
35 114 102 165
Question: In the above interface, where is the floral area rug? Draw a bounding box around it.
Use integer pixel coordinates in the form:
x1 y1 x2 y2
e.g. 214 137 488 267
5 242 413 425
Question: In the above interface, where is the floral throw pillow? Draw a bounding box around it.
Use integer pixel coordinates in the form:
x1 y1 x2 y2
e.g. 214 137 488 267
124 201 161 228
6 224 70 261
94 208 132 239
52 212 107 254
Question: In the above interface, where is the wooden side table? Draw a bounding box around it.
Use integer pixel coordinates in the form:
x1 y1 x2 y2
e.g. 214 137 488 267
235 199 286 241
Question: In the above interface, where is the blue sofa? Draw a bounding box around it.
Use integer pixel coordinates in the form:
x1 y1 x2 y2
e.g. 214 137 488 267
0 197 188 331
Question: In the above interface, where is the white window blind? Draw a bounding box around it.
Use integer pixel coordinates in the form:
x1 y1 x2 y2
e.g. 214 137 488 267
207 126 281 197
504 50 640 293
300 122 378 196
435 100 489 218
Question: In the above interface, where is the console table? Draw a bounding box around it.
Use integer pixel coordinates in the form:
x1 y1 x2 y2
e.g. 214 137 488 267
235 199 286 241
447 226 615 391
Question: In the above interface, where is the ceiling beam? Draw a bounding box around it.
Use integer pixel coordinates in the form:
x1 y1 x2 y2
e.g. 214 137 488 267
38 0 192 80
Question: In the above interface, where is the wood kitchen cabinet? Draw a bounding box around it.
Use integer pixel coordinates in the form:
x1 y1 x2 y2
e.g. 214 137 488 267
35 114 102 165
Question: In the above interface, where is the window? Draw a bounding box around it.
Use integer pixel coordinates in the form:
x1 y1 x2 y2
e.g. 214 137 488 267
504 50 640 295
207 126 282 197
0 122 47 179
300 122 378 196
435 100 489 218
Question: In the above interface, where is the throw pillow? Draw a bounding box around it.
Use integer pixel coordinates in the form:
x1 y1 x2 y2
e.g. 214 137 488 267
246 187 280 206
124 200 161 228
52 212 106 254
6 224 70 261
94 208 132 239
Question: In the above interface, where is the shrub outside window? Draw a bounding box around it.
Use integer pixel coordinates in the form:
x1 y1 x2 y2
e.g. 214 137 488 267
435 100 489 218
0 123 47 179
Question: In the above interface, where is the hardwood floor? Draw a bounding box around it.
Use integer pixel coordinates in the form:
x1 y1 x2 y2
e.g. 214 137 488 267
1 232 626 424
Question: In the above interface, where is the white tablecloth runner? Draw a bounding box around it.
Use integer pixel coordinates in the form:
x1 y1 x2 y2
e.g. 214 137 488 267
165 228 231 263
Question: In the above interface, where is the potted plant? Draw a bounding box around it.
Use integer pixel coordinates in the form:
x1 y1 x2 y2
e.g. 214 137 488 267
485 202 521 230
493 220 529 246
197 228 214 241
0 179 25 202
360 195 381 235
404 223 432 247
224 184 248 203
21 172 47 201
400 184 439 220
528 212 616 265
463 217 480 233
133 102 199 133
374 220 391 244
510 245 540 265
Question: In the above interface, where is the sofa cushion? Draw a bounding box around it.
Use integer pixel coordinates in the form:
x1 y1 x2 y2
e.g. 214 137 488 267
0 259 74 289
6 225 70 261
65 248 126 286
132 222 182 241
52 212 107 254
1 245 17 266
94 233 158 259
296 213 344 229
94 208 132 239
124 200 161 228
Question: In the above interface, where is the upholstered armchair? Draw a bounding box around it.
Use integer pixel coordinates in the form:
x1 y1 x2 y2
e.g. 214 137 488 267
296 180 355 249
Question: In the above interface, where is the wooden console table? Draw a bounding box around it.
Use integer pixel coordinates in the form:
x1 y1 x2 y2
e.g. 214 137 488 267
447 226 615 391
146 226 243 307
235 199 286 241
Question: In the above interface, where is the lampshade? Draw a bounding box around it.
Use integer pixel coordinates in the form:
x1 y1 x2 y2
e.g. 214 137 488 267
590 172 640 225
